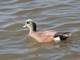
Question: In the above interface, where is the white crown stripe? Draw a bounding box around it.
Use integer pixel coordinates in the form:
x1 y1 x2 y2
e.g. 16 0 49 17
26 19 33 22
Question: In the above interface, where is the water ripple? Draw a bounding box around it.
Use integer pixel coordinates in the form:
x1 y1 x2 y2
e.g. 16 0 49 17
0 0 80 60
0 0 18 5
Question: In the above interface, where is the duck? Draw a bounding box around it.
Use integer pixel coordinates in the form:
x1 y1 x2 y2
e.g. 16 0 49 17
23 19 71 43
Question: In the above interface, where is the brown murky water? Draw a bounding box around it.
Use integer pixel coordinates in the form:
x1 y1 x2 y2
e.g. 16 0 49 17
0 0 80 60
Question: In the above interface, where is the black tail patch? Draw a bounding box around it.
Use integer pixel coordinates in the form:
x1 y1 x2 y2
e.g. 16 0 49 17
54 32 71 40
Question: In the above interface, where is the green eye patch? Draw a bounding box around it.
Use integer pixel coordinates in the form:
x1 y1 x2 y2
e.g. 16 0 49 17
29 21 32 25
27 21 32 25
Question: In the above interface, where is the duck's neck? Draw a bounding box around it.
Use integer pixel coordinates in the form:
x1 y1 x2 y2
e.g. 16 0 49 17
29 22 37 33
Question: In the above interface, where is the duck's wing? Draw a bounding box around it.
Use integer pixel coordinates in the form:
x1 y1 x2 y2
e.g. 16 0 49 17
54 32 71 37
34 31 53 42
37 30 57 36
54 32 72 40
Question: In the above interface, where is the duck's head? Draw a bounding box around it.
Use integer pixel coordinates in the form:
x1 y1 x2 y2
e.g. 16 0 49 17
23 19 37 31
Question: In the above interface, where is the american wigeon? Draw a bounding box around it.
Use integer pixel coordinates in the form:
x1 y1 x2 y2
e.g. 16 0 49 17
23 19 71 43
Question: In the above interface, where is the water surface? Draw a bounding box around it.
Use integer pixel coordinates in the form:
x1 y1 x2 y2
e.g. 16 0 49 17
0 0 80 60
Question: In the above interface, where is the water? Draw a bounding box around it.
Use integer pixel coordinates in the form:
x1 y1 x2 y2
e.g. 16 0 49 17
0 0 80 60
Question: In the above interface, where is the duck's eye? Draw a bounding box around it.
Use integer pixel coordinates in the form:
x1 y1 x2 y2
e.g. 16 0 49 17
27 21 29 24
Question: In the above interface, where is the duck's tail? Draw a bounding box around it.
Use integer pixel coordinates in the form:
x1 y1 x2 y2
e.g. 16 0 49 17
54 32 72 41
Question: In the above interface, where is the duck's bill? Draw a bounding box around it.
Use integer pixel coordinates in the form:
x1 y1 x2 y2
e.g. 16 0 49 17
23 25 26 28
